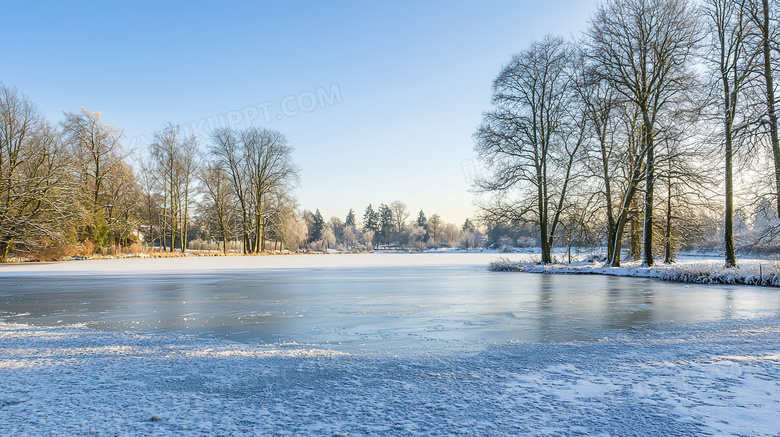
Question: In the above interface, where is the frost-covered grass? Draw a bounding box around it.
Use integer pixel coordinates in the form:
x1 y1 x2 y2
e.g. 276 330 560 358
3 318 780 436
489 256 780 287
657 263 780 286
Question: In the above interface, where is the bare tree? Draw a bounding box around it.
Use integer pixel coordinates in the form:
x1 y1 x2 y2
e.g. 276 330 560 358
198 162 234 254
209 127 299 254
62 108 125 205
571 47 623 263
148 123 198 252
390 200 409 235
475 36 584 263
264 187 301 251
747 0 780 215
136 156 163 248
655 115 717 263
62 107 135 247
586 0 701 266
706 0 759 267
102 160 142 247
0 85 74 261
210 128 251 253
427 213 443 244
241 127 299 253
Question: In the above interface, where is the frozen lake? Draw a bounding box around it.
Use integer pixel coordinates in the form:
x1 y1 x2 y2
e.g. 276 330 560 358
1 253 779 354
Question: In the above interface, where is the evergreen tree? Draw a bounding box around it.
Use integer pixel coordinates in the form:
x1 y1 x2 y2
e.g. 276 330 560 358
417 210 426 227
311 209 324 242
363 204 378 233
378 203 394 245
462 218 473 231
417 210 429 243
345 208 356 227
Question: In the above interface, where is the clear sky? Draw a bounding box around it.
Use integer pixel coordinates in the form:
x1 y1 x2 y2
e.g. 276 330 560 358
3 0 600 225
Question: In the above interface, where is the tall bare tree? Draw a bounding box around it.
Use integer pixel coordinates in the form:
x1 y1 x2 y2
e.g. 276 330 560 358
198 162 234 254
706 0 758 267
242 127 298 253
148 123 199 252
210 127 251 253
747 0 780 215
606 104 648 266
475 36 584 263
390 200 409 235
570 47 626 264
209 127 298 254
586 0 701 266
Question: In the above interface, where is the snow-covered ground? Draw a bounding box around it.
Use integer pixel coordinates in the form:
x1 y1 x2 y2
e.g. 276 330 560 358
490 254 780 287
0 251 502 277
2 317 780 436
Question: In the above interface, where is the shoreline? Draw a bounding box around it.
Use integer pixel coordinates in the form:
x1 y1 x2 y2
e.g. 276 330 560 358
489 258 780 288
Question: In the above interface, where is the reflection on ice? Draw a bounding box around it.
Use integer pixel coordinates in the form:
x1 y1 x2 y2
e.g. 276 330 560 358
1 254 779 354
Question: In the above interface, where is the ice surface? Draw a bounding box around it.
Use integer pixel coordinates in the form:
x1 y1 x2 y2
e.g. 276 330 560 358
2 253 780 435
2 253 778 354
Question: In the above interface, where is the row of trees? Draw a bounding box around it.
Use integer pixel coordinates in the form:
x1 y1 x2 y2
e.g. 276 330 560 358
0 86 143 262
302 202 483 251
0 84 302 261
475 0 780 267
0 84 479 261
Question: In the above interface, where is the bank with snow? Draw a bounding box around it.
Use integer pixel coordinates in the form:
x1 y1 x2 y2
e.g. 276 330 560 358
489 257 780 287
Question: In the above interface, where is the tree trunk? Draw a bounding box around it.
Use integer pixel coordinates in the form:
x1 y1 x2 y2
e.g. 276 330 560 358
261 218 266 253
539 209 552 264
253 212 262 254
600 130 616 262
610 219 626 267
760 0 780 215
540 233 552 264
664 179 673 264
629 215 642 261
609 158 644 267
170 184 176 253
241 209 250 254
721 24 738 268
183 194 189 253
628 195 642 261
642 120 655 267
0 240 9 263
725 115 737 268
538 167 552 264
161 219 167 253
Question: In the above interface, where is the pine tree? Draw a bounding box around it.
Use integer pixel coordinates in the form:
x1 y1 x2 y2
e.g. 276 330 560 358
363 204 378 233
345 208 356 227
417 210 426 227
311 209 324 242
417 210 429 243
378 203 394 245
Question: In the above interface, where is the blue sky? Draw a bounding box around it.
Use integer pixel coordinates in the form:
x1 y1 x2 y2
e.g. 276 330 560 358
3 0 600 225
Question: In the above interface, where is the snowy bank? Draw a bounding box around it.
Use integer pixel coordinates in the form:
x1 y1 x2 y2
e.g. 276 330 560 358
2 318 780 436
489 257 780 287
